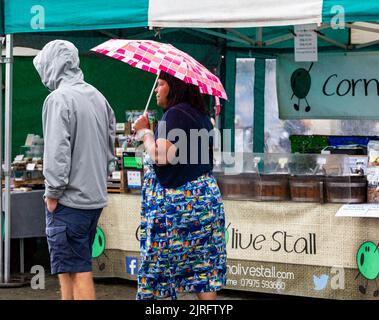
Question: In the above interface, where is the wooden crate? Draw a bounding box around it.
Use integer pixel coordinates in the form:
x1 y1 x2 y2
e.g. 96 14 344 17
3 178 45 188
107 171 125 193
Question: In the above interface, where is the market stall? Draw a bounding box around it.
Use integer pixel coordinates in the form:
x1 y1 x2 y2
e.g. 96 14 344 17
0 1 378 300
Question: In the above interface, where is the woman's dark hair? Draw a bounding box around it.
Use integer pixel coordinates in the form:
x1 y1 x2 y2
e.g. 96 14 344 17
158 71 208 115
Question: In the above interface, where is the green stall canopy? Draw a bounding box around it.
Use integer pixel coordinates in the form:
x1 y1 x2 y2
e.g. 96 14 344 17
3 0 379 34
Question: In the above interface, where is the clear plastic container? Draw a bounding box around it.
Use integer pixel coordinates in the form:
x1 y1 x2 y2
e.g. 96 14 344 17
367 140 379 167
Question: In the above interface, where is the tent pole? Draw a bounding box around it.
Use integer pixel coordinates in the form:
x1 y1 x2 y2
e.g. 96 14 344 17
256 27 263 47
265 24 330 47
192 28 251 46
0 38 3 284
315 33 348 49
345 23 379 34
4 34 13 284
226 29 256 46
355 39 379 49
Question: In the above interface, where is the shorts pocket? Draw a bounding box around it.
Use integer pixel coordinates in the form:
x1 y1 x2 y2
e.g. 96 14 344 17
46 225 67 246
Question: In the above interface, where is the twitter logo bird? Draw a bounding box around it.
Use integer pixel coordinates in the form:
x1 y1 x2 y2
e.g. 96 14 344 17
313 274 329 291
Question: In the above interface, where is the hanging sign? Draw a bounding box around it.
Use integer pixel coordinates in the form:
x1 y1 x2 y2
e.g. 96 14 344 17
294 24 318 62
277 52 379 119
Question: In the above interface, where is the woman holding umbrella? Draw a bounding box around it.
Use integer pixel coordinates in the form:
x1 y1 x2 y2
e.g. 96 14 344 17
133 71 227 300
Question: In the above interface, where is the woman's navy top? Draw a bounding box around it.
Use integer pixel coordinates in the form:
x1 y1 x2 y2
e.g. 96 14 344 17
153 102 214 188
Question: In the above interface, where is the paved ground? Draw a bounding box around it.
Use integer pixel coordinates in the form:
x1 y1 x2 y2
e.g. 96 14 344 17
0 274 284 300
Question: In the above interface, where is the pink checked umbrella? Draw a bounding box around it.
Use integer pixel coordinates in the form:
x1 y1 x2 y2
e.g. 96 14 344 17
91 39 227 113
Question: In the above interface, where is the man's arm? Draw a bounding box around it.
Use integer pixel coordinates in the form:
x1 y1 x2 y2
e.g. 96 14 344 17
42 96 71 210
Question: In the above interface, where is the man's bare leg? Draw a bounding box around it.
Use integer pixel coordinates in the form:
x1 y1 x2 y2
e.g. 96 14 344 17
58 273 74 300
196 292 217 300
72 272 96 300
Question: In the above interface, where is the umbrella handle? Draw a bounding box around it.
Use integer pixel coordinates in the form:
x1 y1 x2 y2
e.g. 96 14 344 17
144 71 160 114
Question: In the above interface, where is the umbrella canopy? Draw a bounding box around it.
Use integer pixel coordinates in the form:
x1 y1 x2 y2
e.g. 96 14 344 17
91 39 227 100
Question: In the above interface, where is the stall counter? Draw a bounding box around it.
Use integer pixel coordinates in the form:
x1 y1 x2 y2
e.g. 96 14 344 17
93 193 379 300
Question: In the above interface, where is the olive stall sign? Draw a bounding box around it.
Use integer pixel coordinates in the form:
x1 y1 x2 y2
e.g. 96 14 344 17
356 241 379 297
277 52 379 119
290 63 313 112
92 226 105 258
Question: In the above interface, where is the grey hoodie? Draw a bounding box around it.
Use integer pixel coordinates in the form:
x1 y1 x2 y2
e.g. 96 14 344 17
33 40 116 209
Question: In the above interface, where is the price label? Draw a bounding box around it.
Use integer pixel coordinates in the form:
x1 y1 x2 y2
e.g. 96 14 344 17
127 170 141 188
317 157 326 165
15 155 24 161
26 163 36 171
112 171 121 180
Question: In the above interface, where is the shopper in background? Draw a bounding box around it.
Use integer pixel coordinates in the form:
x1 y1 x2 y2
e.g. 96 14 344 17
33 40 116 300
133 71 227 300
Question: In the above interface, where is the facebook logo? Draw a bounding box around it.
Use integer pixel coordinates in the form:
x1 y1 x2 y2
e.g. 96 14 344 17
126 257 138 275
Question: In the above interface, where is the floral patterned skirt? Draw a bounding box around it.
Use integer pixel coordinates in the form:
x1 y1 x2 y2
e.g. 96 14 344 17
136 169 227 300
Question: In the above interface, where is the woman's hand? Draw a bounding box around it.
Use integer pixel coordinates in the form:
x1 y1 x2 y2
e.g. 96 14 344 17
133 112 150 132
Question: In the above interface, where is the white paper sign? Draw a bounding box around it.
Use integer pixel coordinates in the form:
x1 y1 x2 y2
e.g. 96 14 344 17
336 204 379 218
15 155 24 161
26 163 36 171
112 171 121 180
116 148 124 157
294 24 318 62
343 156 368 175
116 123 125 131
127 171 141 188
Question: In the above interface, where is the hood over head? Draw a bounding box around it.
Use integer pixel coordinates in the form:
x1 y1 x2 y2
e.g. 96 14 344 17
33 40 84 91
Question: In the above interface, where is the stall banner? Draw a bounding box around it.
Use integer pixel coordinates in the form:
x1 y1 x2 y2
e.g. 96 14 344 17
94 194 379 299
225 259 378 300
277 52 379 119
97 195 378 269
222 200 378 269
148 0 322 28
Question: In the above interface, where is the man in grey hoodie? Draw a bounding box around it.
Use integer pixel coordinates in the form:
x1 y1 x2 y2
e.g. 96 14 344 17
33 40 116 300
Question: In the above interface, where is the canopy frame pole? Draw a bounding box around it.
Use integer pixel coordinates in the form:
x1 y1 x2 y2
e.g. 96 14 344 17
226 29 256 46
0 37 3 284
315 32 348 49
181 29 218 45
345 23 379 34
97 30 120 39
144 71 160 114
354 39 379 49
4 34 13 284
265 24 330 47
192 28 252 46
256 27 263 47
131 28 179 40
264 34 294 46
